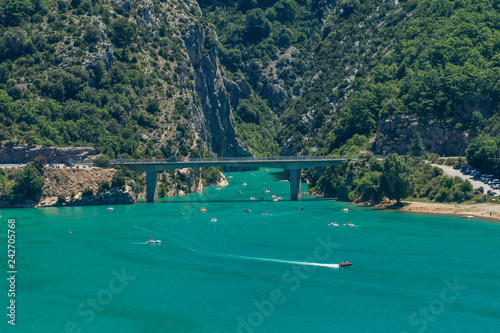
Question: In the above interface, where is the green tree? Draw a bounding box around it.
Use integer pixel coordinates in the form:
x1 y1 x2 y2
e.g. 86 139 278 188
12 163 45 201
111 172 126 189
93 155 112 168
466 136 498 174
315 166 344 197
110 18 136 47
356 171 383 202
273 0 298 23
244 8 271 43
146 99 160 114
381 154 409 203
33 155 47 172
98 180 110 192
410 132 425 157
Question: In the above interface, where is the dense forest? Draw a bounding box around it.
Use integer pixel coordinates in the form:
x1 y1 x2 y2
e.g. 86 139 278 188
0 0 499 204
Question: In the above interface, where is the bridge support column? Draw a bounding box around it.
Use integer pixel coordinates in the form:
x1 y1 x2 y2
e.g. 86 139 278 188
288 169 302 201
146 172 158 203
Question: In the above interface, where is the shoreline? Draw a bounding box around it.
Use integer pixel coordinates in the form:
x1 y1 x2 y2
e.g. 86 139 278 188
369 200 500 221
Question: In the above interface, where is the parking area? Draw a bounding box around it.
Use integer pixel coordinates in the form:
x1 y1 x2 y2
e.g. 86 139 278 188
432 164 497 195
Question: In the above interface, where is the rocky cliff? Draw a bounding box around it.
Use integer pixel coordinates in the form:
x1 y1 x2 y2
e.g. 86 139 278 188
374 116 470 156
184 25 252 159
0 145 97 164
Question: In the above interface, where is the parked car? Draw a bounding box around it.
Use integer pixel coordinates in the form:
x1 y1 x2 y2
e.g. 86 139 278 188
477 187 484 193
453 164 461 170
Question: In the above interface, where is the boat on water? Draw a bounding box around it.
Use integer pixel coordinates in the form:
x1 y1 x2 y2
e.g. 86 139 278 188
216 187 222 190
245 209 251 213
146 239 161 244
242 182 247 186
329 222 339 227
211 218 217 222
250 196 255 200
339 262 352 267
201 207 207 212
343 222 355 226
461 214 474 218
341 208 349 212
107 207 114 210
228 176 233 178
262 211 270 215
265 189 270 193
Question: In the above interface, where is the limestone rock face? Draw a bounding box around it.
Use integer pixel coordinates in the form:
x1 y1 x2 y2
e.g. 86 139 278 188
0 145 97 163
184 25 252 159
374 116 470 156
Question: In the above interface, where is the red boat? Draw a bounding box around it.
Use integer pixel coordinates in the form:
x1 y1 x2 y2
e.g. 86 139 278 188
339 262 352 267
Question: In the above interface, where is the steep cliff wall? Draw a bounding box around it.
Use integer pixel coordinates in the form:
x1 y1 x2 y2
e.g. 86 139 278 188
184 25 252 159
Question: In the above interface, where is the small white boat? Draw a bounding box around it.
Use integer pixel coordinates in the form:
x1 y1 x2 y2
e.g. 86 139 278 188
242 182 247 186
211 218 217 222
341 208 349 212
216 187 222 190
107 207 114 210
146 239 161 244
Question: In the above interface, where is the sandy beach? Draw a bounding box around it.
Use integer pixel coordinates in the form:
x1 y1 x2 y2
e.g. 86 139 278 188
375 201 500 221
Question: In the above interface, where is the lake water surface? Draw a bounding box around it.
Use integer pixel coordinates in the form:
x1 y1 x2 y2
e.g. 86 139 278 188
1 168 499 332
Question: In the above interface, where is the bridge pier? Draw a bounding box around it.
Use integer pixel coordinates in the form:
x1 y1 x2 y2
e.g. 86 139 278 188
146 172 158 203
288 169 302 201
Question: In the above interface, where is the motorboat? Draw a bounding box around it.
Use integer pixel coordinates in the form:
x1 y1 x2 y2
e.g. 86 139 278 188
341 208 349 212
343 222 355 226
211 218 217 222
242 182 247 186
265 189 270 193
461 214 474 218
228 176 233 178
146 239 161 244
339 262 352 267
250 196 255 200
329 222 339 227
107 207 114 210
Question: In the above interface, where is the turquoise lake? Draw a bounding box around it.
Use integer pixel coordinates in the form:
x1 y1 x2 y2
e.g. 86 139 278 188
1 168 499 332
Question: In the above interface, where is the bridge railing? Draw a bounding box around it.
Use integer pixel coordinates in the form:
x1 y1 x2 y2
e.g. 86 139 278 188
111 155 366 164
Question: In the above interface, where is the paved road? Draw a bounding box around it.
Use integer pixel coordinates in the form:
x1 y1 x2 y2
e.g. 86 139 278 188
432 164 493 193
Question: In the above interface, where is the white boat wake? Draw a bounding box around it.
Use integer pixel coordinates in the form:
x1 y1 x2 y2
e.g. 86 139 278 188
229 253 340 269
166 232 339 269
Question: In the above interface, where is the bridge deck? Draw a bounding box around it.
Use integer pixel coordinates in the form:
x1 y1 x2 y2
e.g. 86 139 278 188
113 156 358 172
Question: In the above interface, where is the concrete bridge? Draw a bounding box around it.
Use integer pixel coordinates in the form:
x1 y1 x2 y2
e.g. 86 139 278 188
113 156 359 202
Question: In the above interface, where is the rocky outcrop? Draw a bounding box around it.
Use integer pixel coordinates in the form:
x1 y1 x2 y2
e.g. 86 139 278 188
180 168 204 193
0 145 97 163
59 187 137 207
263 83 287 109
374 116 470 156
184 25 252 159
